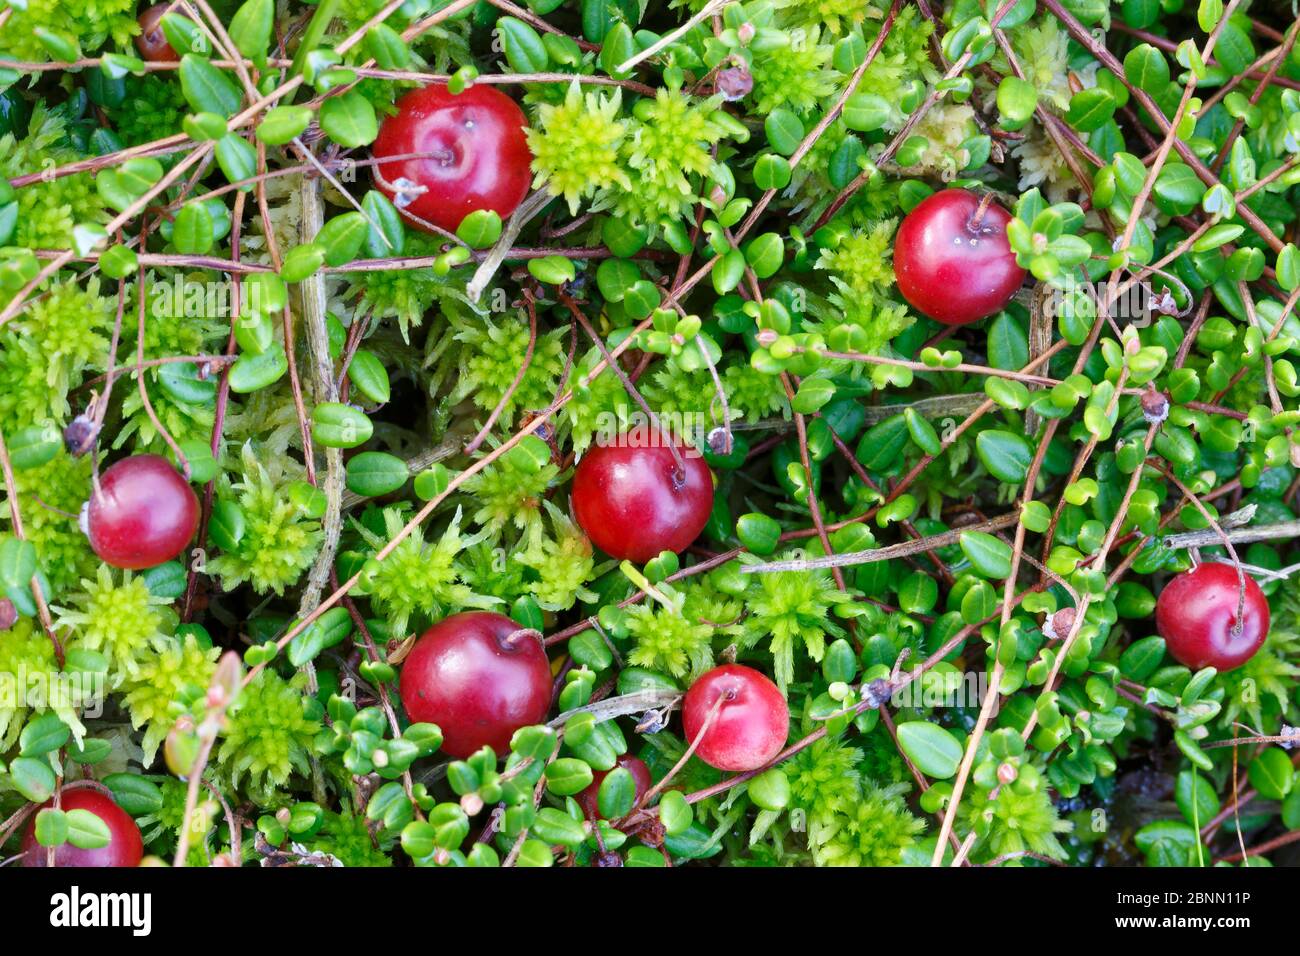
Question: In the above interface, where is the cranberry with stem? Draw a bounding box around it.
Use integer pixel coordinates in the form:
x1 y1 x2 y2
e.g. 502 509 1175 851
892 188 1026 326
398 611 551 759
85 454 199 570
1155 562 1269 671
577 754 653 819
135 5 180 63
23 788 144 868
571 428 714 563
370 84 532 234
682 664 789 772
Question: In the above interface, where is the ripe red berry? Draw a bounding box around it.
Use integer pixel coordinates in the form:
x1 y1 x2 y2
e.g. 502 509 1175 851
1155 562 1269 671
23 788 143 868
371 84 532 234
86 454 199 570
571 430 714 563
135 5 180 63
892 188 1026 326
399 611 552 759
682 664 789 772
577 754 653 819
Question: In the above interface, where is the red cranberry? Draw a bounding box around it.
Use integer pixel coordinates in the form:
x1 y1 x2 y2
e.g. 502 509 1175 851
398 611 551 759
371 84 532 234
1155 562 1269 671
571 429 714 563
23 788 143 867
577 754 653 819
135 5 180 63
682 664 789 772
86 454 199 570
892 188 1025 326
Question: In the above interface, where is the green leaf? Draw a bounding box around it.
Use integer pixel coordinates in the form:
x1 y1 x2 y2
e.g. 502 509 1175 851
345 451 408 497
256 105 313 146
456 209 503 249
597 767 636 818
1278 244 1300 293
160 12 205 57
228 0 273 64
34 27 79 63
1193 223 1244 252
975 430 1033 483
1153 163 1205 216
986 313 1028 370
1174 769 1219 826
1123 43 1169 93
744 233 784 279
19 713 70 757
400 820 437 859
1066 88 1116 132
33 809 68 847
9 756 56 802
528 255 575 285
545 758 593 796
960 531 1013 579
319 90 378 148
753 154 792 191
791 377 834 414
280 242 326 281
658 789 693 835
1197 0 1223 30
100 52 146 80
311 402 373 448
598 22 636 78
1119 636 1166 681
843 93 891 132
347 350 391 404
365 23 411 69
996 76 1037 125
208 499 246 551
0 536 37 590
498 17 549 74
172 202 215 255
142 561 187 599
736 513 781 555
904 407 941 455
68 737 114 765
530 807 587 847
1213 21 1254 74
896 721 963 779
214 133 257 189
747 768 791 811
65 808 112 850
1020 500 1050 533
1248 747 1294 800
6 426 60 470
765 109 804 155
316 211 368 267
102 773 164 815
856 414 909 471
515 839 554 866
179 54 242 117
361 189 404 257
229 345 288 393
